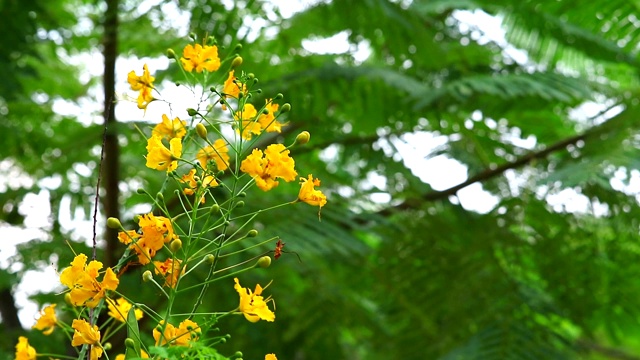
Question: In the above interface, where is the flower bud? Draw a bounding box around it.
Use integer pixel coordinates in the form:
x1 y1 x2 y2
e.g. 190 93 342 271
262 108 269 115
124 338 136 350
103 343 112 351
136 188 149 195
247 229 258 238
156 192 164 202
235 201 245 208
255 89 262 94
206 254 215 263
247 73 255 80
257 256 272 268
280 103 291 113
64 293 73 305
231 56 243 68
167 49 176 59
274 93 284 100
189 32 197 41
187 108 198 117
210 204 220 214
230 351 242 359
196 123 208 140
170 239 182 252
295 131 310 145
106 217 122 229
237 191 247 198
234 43 243 51
142 270 153 282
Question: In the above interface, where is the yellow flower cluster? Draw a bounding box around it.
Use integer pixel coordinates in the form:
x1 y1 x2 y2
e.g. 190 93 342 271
240 144 298 191
235 101 285 140
234 278 275 322
107 297 143 323
153 319 201 346
118 212 179 265
59 254 119 308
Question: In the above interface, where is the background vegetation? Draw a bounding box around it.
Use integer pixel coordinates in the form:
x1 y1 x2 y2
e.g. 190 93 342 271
2 0 640 359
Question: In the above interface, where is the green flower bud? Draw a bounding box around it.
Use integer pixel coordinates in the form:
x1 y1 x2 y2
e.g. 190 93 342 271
170 239 182 252
142 270 153 282
167 49 176 60
124 338 136 349
295 131 310 145
257 256 272 268
247 229 258 238
280 103 291 113
196 123 208 140
189 32 196 41
237 191 247 198
187 108 198 116
247 73 255 80
210 204 220 214
274 93 284 100
262 108 269 115
235 201 245 208
156 192 164 202
231 56 243 68
106 217 122 229
103 343 112 351
234 43 243 51
136 188 148 195
255 89 262 94
206 254 215 263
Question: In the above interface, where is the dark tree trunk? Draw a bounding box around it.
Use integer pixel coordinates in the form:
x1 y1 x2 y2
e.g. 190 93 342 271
102 0 120 266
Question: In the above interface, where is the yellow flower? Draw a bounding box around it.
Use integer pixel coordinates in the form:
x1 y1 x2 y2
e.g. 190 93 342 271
257 100 285 133
234 277 275 322
145 135 182 172
71 319 103 360
59 254 119 308
117 230 140 245
298 174 327 208
181 43 221 73
153 320 200 346
123 213 178 265
32 304 57 335
153 258 185 288
196 139 230 171
234 103 263 140
221 70 247 110
107 297 143 323
265 355 277 360
153 114 187 140
127 64 155 110
115 350 149 360
240 144 298 191
15 337 36 360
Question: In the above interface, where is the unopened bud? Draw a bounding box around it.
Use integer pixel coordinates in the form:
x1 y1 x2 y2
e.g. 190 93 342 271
255 89 262 94
136 188 148 195
235 201 245 208
170 239 182 252
295 131 310 145
103 343 112 351
64 293 73 305
210 204 220 214
237 192 247 198
206 254 215 263
107 217 122 229
124 338 136 349
280 103 291 113
262 108 269 115
156 192 164 202
142 270 153 282
247 229 258 238
167 49 176 59
196 123 208 140
230 351 242 359
231 56 243 68
247 73 255 80
189 32 196 41
234 44 243 51
187 108 198 116
274 93 284 100
257 256 272 268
